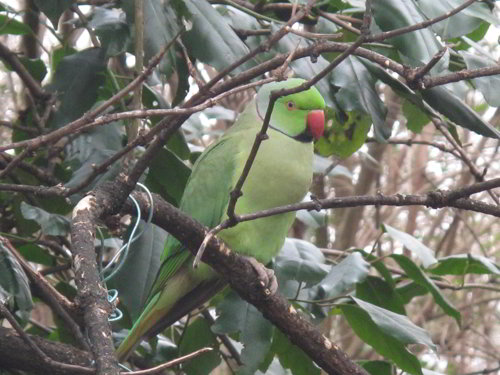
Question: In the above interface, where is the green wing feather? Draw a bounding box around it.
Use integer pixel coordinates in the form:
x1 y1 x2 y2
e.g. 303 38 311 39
116 136 241 360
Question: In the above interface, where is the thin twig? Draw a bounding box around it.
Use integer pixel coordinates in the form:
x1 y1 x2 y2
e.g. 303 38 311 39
127 348 213 375
0 42 50 101
0 303 94 374
1 237 86 350
366 0 478 43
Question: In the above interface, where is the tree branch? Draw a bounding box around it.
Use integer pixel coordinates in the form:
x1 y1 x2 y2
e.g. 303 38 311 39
71 195 119 374
121 189 369 375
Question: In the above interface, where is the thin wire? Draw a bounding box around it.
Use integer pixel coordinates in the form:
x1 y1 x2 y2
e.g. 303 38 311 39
97 183 154 322
100 183 154 282
100 194 142 282
107 289 123 322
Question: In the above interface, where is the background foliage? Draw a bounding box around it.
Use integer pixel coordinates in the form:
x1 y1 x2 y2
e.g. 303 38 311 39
0 0 499 374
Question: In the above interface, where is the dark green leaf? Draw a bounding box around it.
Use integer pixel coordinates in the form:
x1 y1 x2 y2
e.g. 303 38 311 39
3 56 47 86
403 100 431 133
421 86 500 139
107 222 167 321
372 0 446 70
359 360 393 375
90 7 130 57
340 303 423 375
396 282 428 304
183 0 254 74
356 276 406 315
213 291 272 375
355 249 395 288
460 51 500 107
18 244 55 266
20 202 70 236
331 56 389 140
0 14 32 35
318 252 370 299
391 254 461 325
47 48 107 129
64 121 124 199
354 297 436 351
33 0 75 29
417 0 497 39
19 57 47 82
274 238 329 288
429 254 500 276
145 148 191 206
271 330 320 375
123 0 181 76
0 241 33 314
383 223 437 268
51 45 77 73
179 318 221 375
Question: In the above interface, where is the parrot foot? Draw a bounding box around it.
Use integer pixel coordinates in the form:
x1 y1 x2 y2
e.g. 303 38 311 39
244 257 278 296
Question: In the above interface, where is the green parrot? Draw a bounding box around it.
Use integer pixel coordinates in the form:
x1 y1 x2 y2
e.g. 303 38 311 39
116 78 325 361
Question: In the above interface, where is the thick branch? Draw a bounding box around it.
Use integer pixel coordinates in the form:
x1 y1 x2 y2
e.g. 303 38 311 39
71 195 119 375
122 190 369 375
0 327 93 375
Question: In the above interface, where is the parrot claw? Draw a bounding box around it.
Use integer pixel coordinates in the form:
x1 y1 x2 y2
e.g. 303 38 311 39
244 257 278 296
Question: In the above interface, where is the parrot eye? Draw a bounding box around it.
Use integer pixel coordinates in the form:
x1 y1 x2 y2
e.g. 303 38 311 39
286 101 296 111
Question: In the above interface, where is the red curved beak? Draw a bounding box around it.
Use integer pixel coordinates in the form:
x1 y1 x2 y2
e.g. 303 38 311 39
307 110 325 140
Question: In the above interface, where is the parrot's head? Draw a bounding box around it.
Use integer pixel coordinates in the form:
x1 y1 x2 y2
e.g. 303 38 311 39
256 78 325 142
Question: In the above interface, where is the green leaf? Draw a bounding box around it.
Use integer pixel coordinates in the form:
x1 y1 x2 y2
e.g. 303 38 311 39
89 7 130 57
64 120 124 200
357 249 395 288
354 297 436 350
403 100 430 133
391 254 461 325
107 222 166 321
47 48 107 129
331 56 389 141
33 0 75 29
383 223 437 268
18 244 55 267
179 318 221 375
356 276 406 315
460 51 500 107
318 252 370 299
396 282 428 304
372 0 446 70
340 302 423 375
359 360 393 375
417 0 497 39
122 0 181 76
183 0 254 74
145 148 191 206
213 291 272 375
0 240 33 314
274 238 329 288
421 86 500 139
20 202 70 236
0 14 32 35
429 254 500 276
271 330 320 375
